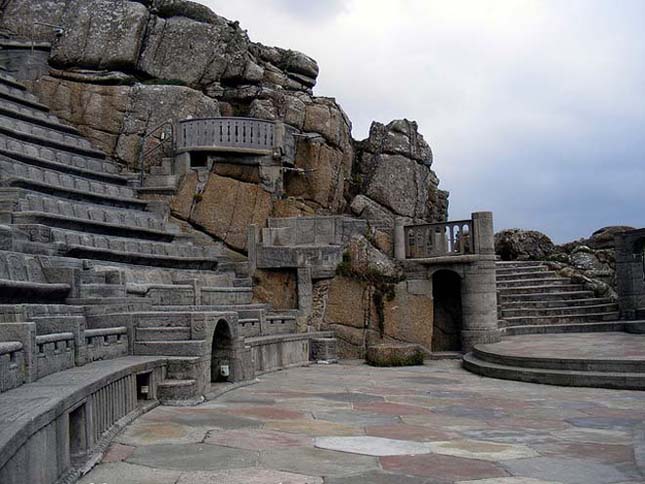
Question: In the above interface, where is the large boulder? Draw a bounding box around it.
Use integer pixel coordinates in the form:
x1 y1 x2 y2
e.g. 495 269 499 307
495 228 555 261
351 119 448 231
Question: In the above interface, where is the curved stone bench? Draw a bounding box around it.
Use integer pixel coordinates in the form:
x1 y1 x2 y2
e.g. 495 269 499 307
0 356 166 484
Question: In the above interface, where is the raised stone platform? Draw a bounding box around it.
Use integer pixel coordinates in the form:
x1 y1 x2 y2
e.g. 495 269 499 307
463 332 645 390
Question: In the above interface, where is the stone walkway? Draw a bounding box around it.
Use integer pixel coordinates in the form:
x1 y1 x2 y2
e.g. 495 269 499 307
81 361 645 484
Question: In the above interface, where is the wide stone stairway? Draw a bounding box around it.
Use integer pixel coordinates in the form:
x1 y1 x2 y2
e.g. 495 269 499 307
496 260 620 335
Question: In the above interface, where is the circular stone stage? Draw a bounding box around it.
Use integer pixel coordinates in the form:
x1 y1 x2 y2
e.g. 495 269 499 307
463 332 645 390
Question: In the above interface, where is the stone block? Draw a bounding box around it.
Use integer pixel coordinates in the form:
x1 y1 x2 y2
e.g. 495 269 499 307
366 344 424 367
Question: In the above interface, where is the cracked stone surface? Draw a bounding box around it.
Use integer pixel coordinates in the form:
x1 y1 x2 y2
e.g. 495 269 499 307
82 361 645 483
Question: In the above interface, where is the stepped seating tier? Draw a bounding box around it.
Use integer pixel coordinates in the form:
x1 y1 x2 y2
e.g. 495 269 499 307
0 113 103 158
0 134 126 183
0 188 173 240
0 155 141 207
0 96 79 135
496 260 620 334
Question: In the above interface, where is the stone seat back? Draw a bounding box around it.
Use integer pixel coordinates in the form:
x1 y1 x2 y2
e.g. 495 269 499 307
0 251 71 302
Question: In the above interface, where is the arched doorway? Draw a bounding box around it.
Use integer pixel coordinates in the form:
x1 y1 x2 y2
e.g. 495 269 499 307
211 319 233 382
432 270 463 352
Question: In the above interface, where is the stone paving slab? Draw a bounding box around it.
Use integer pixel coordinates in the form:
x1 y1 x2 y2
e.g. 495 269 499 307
81 361 645 483
314 436 434 456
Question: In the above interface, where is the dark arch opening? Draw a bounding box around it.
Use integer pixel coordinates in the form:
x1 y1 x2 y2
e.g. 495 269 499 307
211 319 233 382
432 270 463 352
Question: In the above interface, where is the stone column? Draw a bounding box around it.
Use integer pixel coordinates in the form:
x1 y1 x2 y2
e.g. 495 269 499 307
471 211 495 255
297 267 313 332
460 257 500 352
394 217 407 260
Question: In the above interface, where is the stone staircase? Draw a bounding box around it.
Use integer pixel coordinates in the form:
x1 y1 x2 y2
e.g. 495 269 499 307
497 260 620 335
0 67 311 405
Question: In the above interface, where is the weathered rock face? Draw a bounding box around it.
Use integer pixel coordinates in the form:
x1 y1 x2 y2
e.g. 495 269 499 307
351 119 448 233
190 173 272 251
494 228 555 261
252 269 298 310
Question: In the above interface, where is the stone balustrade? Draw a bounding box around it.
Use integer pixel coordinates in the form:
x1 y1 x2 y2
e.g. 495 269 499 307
395 212 495 260
176 117 297 157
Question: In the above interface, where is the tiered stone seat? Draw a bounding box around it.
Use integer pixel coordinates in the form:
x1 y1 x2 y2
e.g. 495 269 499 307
0 81 49 110
0 113 103 157
0 134 124 181
0 155 140 206
0 96 78 134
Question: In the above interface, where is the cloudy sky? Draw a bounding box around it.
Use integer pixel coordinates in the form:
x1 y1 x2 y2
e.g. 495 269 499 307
205 0 644 243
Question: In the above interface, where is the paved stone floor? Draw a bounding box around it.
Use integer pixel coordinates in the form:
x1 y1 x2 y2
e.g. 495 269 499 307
81 361 645 484
478 333 645 360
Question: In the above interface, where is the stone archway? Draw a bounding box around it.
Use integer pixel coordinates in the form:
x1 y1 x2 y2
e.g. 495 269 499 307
211 319 233 382
431 270 463 352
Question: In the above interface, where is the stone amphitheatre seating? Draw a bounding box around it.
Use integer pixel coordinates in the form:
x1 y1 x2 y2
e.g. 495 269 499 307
0 67 330 484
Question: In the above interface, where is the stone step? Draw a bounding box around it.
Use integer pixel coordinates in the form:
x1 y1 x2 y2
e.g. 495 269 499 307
495 261 548 269
496 270 556 281
134 339 208 357
500 297 615 309
502 321 627 336
79 283 126 299
0 135 128 184
0 71 26 90
472 345 645 373
0 82 49 111
495 266 549 277
499 291 596 303
0 112 105 158
0 96 79 135
201 287 253 305
501 302 619 318
158 378 200 403
498 284 585 295
462 352 645 390
500 311 621 327
497 277 573 289
136 326 191 341
233 277 253 287
0 155 141 208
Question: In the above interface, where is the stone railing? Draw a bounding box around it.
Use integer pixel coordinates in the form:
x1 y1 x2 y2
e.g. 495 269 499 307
176 117 295 156
404 219 473 258
395 212 494 260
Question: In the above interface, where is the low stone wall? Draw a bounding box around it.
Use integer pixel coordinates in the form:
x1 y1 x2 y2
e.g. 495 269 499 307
0 357 165 484
245 332 333 375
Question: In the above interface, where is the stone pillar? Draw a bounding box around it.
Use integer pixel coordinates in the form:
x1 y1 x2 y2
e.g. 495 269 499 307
615 229 645 323
460 258 500 352
297 267 313 316
247 224 259 277
471 211 495 255
394 217 407 260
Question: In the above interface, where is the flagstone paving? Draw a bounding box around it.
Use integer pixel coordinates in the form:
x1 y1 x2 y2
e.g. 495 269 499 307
80 360 645 484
